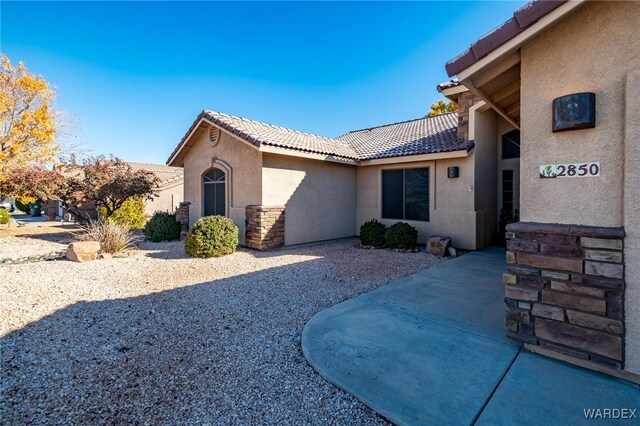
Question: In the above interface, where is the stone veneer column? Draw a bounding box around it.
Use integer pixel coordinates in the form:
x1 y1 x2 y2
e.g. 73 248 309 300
456 91 482 141
503 222 626 373
175 201 190 230
245 206 285 250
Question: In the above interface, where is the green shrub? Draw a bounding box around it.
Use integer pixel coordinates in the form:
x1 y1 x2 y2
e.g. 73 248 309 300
144 211 182 242
185 215 238 258
0 209 10 224
100 197 146 229
360 219 387 248
385 222 418 250
15 197 36 214
81 220 137 254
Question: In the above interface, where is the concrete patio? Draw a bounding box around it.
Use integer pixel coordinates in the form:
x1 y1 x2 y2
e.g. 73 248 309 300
302 248 639 425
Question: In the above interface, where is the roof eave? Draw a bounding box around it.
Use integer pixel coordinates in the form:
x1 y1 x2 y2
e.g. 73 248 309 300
358 143 474 166
446 0 585 79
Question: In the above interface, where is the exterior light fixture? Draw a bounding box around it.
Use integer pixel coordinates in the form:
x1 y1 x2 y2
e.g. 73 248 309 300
552 92 596 132
448 166 459 178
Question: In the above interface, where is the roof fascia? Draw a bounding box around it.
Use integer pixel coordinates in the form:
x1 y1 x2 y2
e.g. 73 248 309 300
359 149 470 167
440 84 468 99
259 144 359 165
456 0 586 82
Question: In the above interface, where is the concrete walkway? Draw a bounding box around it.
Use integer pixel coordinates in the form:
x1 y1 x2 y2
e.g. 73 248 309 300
302 248 640 425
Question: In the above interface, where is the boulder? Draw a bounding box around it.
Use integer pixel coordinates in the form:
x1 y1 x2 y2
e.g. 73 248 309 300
427 236 451 257
66 241 101 262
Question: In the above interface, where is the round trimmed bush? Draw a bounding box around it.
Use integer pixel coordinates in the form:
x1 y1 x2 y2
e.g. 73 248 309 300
385 222 418 250
184 215 238 258
360 219 387 248
144 211 182 242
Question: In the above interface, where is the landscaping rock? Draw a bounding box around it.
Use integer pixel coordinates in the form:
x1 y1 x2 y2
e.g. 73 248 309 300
427 236 451 257
66 241 101 262
448 247 458 258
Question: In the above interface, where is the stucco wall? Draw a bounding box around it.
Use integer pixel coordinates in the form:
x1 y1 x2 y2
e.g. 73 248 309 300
356 156 479 249
624 68 640 375
182 127 263 244
520 2 639 227
145 182 183 217
471 106 499 247
262 153 357 245
520 1 640 375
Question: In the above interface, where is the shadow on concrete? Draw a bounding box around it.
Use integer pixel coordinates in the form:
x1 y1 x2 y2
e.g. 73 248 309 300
302 247 640 425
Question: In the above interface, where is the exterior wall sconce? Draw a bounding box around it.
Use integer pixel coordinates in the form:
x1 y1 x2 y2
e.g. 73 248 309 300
552 92 596 132
448 166 459 178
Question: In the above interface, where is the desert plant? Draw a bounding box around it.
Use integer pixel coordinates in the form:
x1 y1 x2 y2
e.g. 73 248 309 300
385 222 418 250
0 208 10 224
100 197 146 229
144 211 182 242
185 215 238 258
81 220 137 254
360 219 387 248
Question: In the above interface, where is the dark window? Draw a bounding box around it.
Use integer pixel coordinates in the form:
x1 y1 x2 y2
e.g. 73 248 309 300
502 170 514 214
502 130 520 159
382 168 429 221
203 168 226 216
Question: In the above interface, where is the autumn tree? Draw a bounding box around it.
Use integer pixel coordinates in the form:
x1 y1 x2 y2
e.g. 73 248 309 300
59 156 160 220
0 54 57 169
0 164 64 202
428 99 458 117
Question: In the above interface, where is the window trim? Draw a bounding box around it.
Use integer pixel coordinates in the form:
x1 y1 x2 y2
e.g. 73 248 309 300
381 167 430 222
201 159 233 218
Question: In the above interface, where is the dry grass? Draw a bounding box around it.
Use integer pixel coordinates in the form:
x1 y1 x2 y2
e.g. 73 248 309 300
80 220 138 254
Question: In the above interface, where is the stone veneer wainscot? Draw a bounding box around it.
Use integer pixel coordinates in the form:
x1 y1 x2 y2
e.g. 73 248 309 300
503 222 625 372
245 206 285 250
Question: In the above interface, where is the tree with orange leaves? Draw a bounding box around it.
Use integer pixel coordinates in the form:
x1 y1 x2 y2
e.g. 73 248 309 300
0 54 57 169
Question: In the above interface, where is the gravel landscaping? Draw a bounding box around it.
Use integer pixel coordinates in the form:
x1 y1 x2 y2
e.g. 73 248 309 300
1 237 445 424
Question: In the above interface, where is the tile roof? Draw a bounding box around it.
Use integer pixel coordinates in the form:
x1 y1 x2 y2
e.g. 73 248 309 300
336 112 473 160
169 110 359 163
436 80 462 92
446 0 567 77
168 110 473 165
127 162 183 187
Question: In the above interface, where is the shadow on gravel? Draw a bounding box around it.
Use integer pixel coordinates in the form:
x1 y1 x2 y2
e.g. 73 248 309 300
11 230 79 244
0 257 390 425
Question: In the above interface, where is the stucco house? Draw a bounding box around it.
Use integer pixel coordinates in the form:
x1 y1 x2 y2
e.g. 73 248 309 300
168 0 638 381
166 109 490 250
127 162 184 216
443 0 639 381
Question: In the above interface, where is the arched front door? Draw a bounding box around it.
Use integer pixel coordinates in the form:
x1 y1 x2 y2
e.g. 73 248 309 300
203 168 226 216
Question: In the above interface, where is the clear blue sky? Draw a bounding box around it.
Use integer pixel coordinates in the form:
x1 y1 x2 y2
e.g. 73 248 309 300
2 1 525 164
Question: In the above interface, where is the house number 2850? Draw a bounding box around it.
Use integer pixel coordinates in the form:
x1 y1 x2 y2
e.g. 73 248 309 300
539 162 600 179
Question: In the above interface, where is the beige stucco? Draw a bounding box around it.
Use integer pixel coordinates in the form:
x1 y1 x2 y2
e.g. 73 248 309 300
145 182 183 216
520 2 639 227
262 153 356 245
624 67 640 375
356 155 481 250
470 105 499 247
182 127 263 245
518 1 640 374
